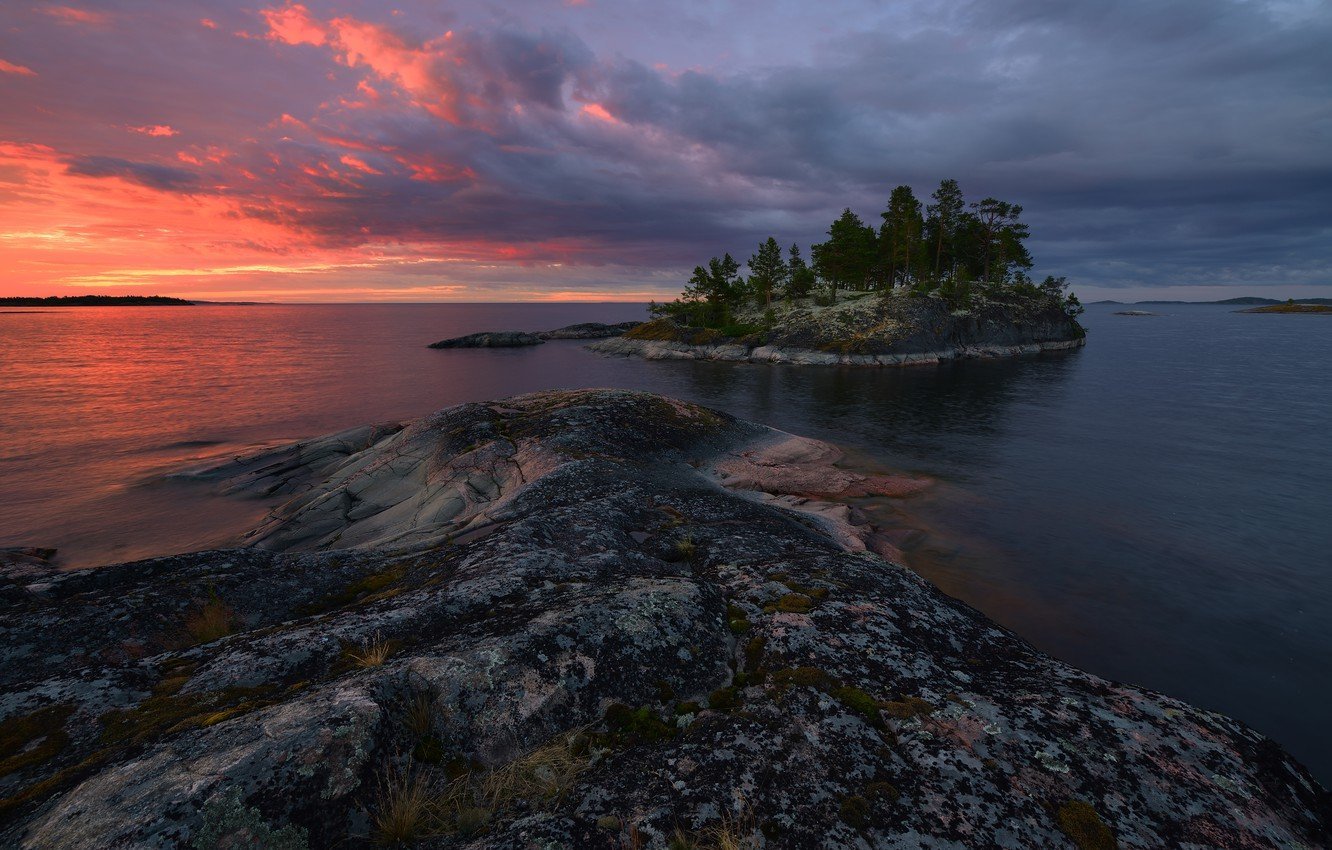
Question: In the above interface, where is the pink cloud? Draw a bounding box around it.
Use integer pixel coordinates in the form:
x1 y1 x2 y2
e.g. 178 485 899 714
201 18 218 30
339 154 382 175
580 103 620 124
261 5 465 124
38 5 109 25
129 125 179 137
0 59 36 76
261 3 327 46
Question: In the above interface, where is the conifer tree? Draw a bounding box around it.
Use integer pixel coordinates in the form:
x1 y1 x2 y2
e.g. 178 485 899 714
747 237 788 306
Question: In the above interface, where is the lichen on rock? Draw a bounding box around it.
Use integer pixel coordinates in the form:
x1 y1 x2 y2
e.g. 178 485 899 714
0 390 1326 848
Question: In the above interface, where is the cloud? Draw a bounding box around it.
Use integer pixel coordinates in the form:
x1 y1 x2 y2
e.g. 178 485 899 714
1 0 1329 299
129 125 179 137
37 5 109 26
62 156 201 192
0 59 36 76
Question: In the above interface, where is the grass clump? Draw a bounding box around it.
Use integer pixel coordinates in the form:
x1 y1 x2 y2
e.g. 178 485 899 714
881 696 935 720
479 736 589 809
708 686 740 711
372 770 443 845
184 591 238 645
726 603 750 634
673 537 698 562
0 704 74 777
99 675 280 747
832 686 885 729
765 593 815 614
346 632 396 668
603 704 676 745
306 566 406 614
769 666 835 693
1055 800 1119 850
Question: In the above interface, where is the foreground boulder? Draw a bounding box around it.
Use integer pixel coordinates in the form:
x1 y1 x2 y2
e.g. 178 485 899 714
0 390 1326 849
427 332 543 349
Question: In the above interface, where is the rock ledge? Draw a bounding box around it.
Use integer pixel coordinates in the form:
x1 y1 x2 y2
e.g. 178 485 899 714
1 390 1325 848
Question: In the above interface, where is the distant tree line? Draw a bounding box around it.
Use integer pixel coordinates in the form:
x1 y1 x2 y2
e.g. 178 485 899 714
0 295 194 306
652 179 1082 327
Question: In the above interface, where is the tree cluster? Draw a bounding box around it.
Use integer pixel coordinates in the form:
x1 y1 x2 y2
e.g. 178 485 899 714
651 179 1082 326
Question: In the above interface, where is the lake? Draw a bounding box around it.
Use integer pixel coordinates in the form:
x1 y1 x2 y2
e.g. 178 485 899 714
1 300 1329 782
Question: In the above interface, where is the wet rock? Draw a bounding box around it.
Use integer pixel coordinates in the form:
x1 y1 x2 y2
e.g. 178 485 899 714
427 332 544 349
0 390 1326 848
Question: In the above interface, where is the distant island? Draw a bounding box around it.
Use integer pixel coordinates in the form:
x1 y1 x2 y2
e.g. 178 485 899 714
1239 302 1332 314
1092 297 1332 306
595 179 1086 366
0 295 193 307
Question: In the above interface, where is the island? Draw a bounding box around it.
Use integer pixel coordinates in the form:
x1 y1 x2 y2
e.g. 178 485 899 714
428 322 643 349
1 390 1326 848
1239 303 1332 314
594 180 1085 366
0 295 193 307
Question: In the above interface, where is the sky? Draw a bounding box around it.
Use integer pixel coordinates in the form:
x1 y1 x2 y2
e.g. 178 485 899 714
1 0 1329 302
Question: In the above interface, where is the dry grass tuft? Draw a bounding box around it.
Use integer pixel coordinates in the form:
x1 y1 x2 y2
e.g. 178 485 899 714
403 692 436 738
184 593 238 645
371 770 443 845
479 734 589 810
348 632 395 668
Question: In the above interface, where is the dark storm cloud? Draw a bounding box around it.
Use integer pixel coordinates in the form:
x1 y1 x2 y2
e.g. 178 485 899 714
62 155 201 191
3 0 1328 292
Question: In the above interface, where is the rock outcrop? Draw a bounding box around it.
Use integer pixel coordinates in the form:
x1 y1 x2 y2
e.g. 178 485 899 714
591 293 1086 367
428 323 644 349
537 322 642 340
1 391 1326 849
427 332 544 349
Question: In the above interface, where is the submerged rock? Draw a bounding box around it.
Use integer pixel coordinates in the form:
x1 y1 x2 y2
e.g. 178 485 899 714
0 390 1326 848
427 331 544 349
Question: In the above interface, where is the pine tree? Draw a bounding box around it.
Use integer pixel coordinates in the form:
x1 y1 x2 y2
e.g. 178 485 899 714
812 209 876 298
880 186 924 289
926 178 965 281
787 244 815 298
747 237 788 306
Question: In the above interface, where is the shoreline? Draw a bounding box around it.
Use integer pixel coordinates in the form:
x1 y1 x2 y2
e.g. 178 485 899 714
590 334 1086 366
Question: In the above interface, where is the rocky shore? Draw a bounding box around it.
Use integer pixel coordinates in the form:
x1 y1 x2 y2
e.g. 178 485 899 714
591 294 1086 367
429 322 642 349
1 390 1326 848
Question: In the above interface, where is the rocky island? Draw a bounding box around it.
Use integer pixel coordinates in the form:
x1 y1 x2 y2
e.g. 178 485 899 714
2 390 1326 848
429 323 642 349
597 182 1088 367
592 290 1084 367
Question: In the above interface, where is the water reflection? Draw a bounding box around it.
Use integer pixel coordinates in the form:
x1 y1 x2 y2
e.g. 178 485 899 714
2 303 1329 782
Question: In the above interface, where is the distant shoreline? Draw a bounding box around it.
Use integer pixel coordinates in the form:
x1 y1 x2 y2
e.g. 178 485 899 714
1090 296 1332 306
0 296 193 307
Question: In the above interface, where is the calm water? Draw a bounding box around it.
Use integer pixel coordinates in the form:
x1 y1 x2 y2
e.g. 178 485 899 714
1 302 1329 782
